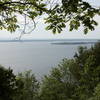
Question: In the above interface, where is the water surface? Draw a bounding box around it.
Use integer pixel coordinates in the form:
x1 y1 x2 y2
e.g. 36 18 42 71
0 39 97 77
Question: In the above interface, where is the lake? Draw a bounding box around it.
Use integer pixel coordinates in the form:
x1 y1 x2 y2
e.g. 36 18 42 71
0 39 98 78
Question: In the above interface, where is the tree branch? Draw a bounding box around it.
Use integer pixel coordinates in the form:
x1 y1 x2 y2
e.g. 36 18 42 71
0 1 48 13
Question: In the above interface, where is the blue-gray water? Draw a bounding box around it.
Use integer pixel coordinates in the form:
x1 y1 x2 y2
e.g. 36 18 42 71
0 39 98 77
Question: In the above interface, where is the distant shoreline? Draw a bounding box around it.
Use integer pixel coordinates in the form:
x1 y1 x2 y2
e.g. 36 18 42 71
51 42 97 45
0 39 99 43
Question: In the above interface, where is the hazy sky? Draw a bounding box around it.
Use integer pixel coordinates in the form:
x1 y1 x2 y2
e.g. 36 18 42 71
0 0 100 40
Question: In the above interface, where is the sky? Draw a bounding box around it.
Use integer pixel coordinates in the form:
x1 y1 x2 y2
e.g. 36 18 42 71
0 0 100 40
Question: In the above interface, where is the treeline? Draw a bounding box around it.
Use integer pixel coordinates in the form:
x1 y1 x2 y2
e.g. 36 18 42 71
0 42 100 100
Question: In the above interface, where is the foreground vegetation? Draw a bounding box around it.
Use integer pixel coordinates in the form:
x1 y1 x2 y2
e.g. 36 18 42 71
0 0 100 34
0 42 100 100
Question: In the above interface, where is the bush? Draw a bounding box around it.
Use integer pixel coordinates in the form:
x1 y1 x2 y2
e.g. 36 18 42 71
16 70 39 100
40 42 100 100
0 65 23 100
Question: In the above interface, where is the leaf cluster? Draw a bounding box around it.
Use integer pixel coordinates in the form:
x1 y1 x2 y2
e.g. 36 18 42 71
15 70 40 100
45 0 100 34
0 65 23 100
0 0 47 32
0 0 99 34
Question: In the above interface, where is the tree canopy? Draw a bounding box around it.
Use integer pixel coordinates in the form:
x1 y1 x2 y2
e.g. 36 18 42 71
0 0 100 34
0 65 23 100
0 42 100 100
15 70 39 100
40 42 100 100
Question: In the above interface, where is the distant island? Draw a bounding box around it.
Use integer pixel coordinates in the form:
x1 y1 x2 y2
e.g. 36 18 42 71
51 41 98 45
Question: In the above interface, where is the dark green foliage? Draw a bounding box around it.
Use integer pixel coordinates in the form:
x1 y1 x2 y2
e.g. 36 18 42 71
0 67 39 100
0 42 100 100
73 43 100 100
45 0 100 34
0 0 47 32
40 59 76 100
0 0 99 34
88 83 100 100
15 70 39 100
0 65 23 100
40 42 100 100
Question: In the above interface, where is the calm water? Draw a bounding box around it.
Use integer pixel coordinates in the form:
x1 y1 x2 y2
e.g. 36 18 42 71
0 40 97 77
